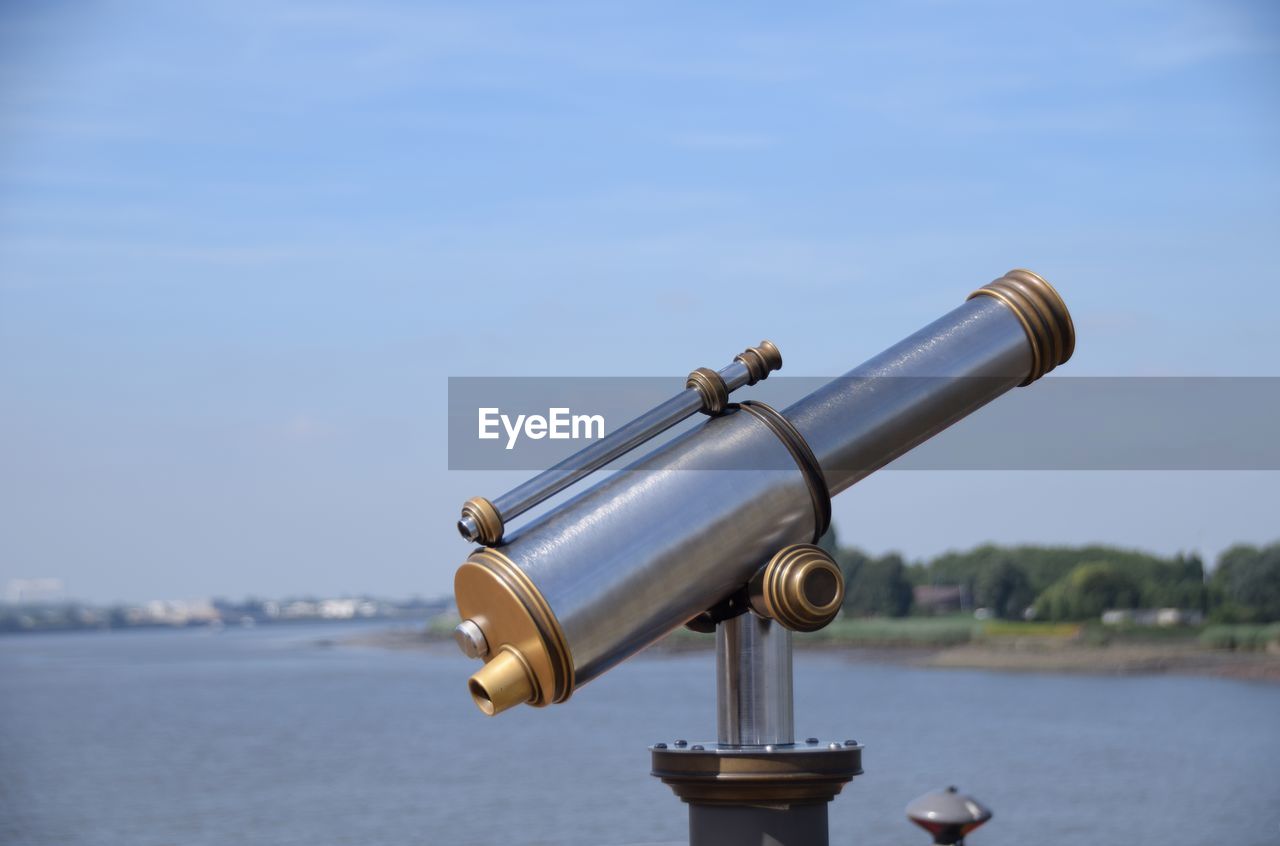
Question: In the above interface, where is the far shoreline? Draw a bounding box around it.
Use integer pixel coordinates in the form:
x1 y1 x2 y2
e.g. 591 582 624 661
348 625 1280 684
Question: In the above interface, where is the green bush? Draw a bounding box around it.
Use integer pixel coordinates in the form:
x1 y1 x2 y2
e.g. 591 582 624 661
1198 624 1280 652
804 615 976 647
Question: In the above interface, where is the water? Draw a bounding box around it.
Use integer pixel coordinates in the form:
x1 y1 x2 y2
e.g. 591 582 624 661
1 623 1277 846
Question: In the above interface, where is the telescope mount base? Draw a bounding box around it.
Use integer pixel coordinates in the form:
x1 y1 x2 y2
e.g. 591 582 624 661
650 741 862 846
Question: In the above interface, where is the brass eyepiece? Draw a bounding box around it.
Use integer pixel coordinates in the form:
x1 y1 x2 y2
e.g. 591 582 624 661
749 544 845 632
468 646 535 716
968 268 1074 385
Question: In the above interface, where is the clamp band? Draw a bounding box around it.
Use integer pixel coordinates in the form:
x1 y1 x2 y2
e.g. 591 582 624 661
732 401 831 543
686 367 730 415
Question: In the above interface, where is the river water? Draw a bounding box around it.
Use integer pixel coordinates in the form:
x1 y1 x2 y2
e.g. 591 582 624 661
1 622 1277 846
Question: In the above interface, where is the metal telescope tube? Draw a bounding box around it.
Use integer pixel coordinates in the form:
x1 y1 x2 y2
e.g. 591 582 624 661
457 342 783 545
453 269 1074 716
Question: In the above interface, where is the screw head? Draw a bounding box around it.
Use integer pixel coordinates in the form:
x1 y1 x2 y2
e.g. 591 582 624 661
453 619 489 659
674 739 687 748
653 743 667 749
806 737 819 744
844 739 859 747
691 744 704 751
457 514 480 542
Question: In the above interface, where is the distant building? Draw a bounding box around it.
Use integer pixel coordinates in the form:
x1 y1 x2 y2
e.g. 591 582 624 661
143 599 219 625
913 584 965 615
320 599 357 619
1101 608 1204 627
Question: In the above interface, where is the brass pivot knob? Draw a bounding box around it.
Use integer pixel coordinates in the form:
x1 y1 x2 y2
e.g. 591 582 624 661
735 340 782 386
749 544 844 632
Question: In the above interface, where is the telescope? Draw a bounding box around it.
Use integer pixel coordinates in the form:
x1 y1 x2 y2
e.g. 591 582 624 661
450 269 1074 846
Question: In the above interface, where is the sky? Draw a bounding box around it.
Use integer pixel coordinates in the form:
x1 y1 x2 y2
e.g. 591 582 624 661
1 0 1278 604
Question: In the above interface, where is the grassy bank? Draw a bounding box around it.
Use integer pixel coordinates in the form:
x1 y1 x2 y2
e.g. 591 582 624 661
389 612 1280 681
430 610 1279 652
1199 623 1280 652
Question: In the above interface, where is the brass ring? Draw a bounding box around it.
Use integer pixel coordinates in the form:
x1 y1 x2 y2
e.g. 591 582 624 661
686 367 729 415
460 496 504 546
968 269 1075 385
750 544 845 632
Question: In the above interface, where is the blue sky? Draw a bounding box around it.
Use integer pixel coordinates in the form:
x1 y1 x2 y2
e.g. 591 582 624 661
2 1 1278 603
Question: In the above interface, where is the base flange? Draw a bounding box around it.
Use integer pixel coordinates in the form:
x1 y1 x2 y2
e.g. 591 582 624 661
650 740 862 805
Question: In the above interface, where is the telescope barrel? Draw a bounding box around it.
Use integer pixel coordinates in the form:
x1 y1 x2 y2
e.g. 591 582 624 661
457 341 782 545
787 269 1073 496
454 269 1074 716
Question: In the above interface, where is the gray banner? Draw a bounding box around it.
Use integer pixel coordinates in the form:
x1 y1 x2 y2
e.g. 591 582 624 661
447 377 1280 471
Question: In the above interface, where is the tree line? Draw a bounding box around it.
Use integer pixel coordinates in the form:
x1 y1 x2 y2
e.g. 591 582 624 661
818 528 1280 623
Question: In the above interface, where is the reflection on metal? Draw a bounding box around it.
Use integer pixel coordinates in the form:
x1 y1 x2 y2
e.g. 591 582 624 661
717 613 793 746
456 340 783 545
459 406 818 693
907 786 994 845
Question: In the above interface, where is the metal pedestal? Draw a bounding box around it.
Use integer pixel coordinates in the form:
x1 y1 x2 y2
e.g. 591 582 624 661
651 613 861 846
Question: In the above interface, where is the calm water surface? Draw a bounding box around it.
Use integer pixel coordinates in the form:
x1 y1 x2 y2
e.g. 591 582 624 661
1 622 1277 846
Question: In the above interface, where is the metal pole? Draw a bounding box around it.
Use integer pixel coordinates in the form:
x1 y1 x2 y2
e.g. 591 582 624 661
682 613 829 846
716 612 793 747
650 602 860 846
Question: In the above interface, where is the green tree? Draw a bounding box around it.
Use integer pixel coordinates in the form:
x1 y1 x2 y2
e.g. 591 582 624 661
1034 561 1143 621
975 558 1035 619
835 546 871 592
843 553 914 618
1211 543 1280 622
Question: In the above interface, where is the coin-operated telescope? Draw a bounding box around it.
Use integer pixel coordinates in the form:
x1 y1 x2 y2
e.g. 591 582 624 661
451 270 1074 846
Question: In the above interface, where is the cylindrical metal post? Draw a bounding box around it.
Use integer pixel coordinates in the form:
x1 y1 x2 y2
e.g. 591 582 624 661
716 613 794 747
665 610 838 846
690 804 829 846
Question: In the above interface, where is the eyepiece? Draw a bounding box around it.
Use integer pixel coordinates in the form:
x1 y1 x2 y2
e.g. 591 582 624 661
467 647 535 716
